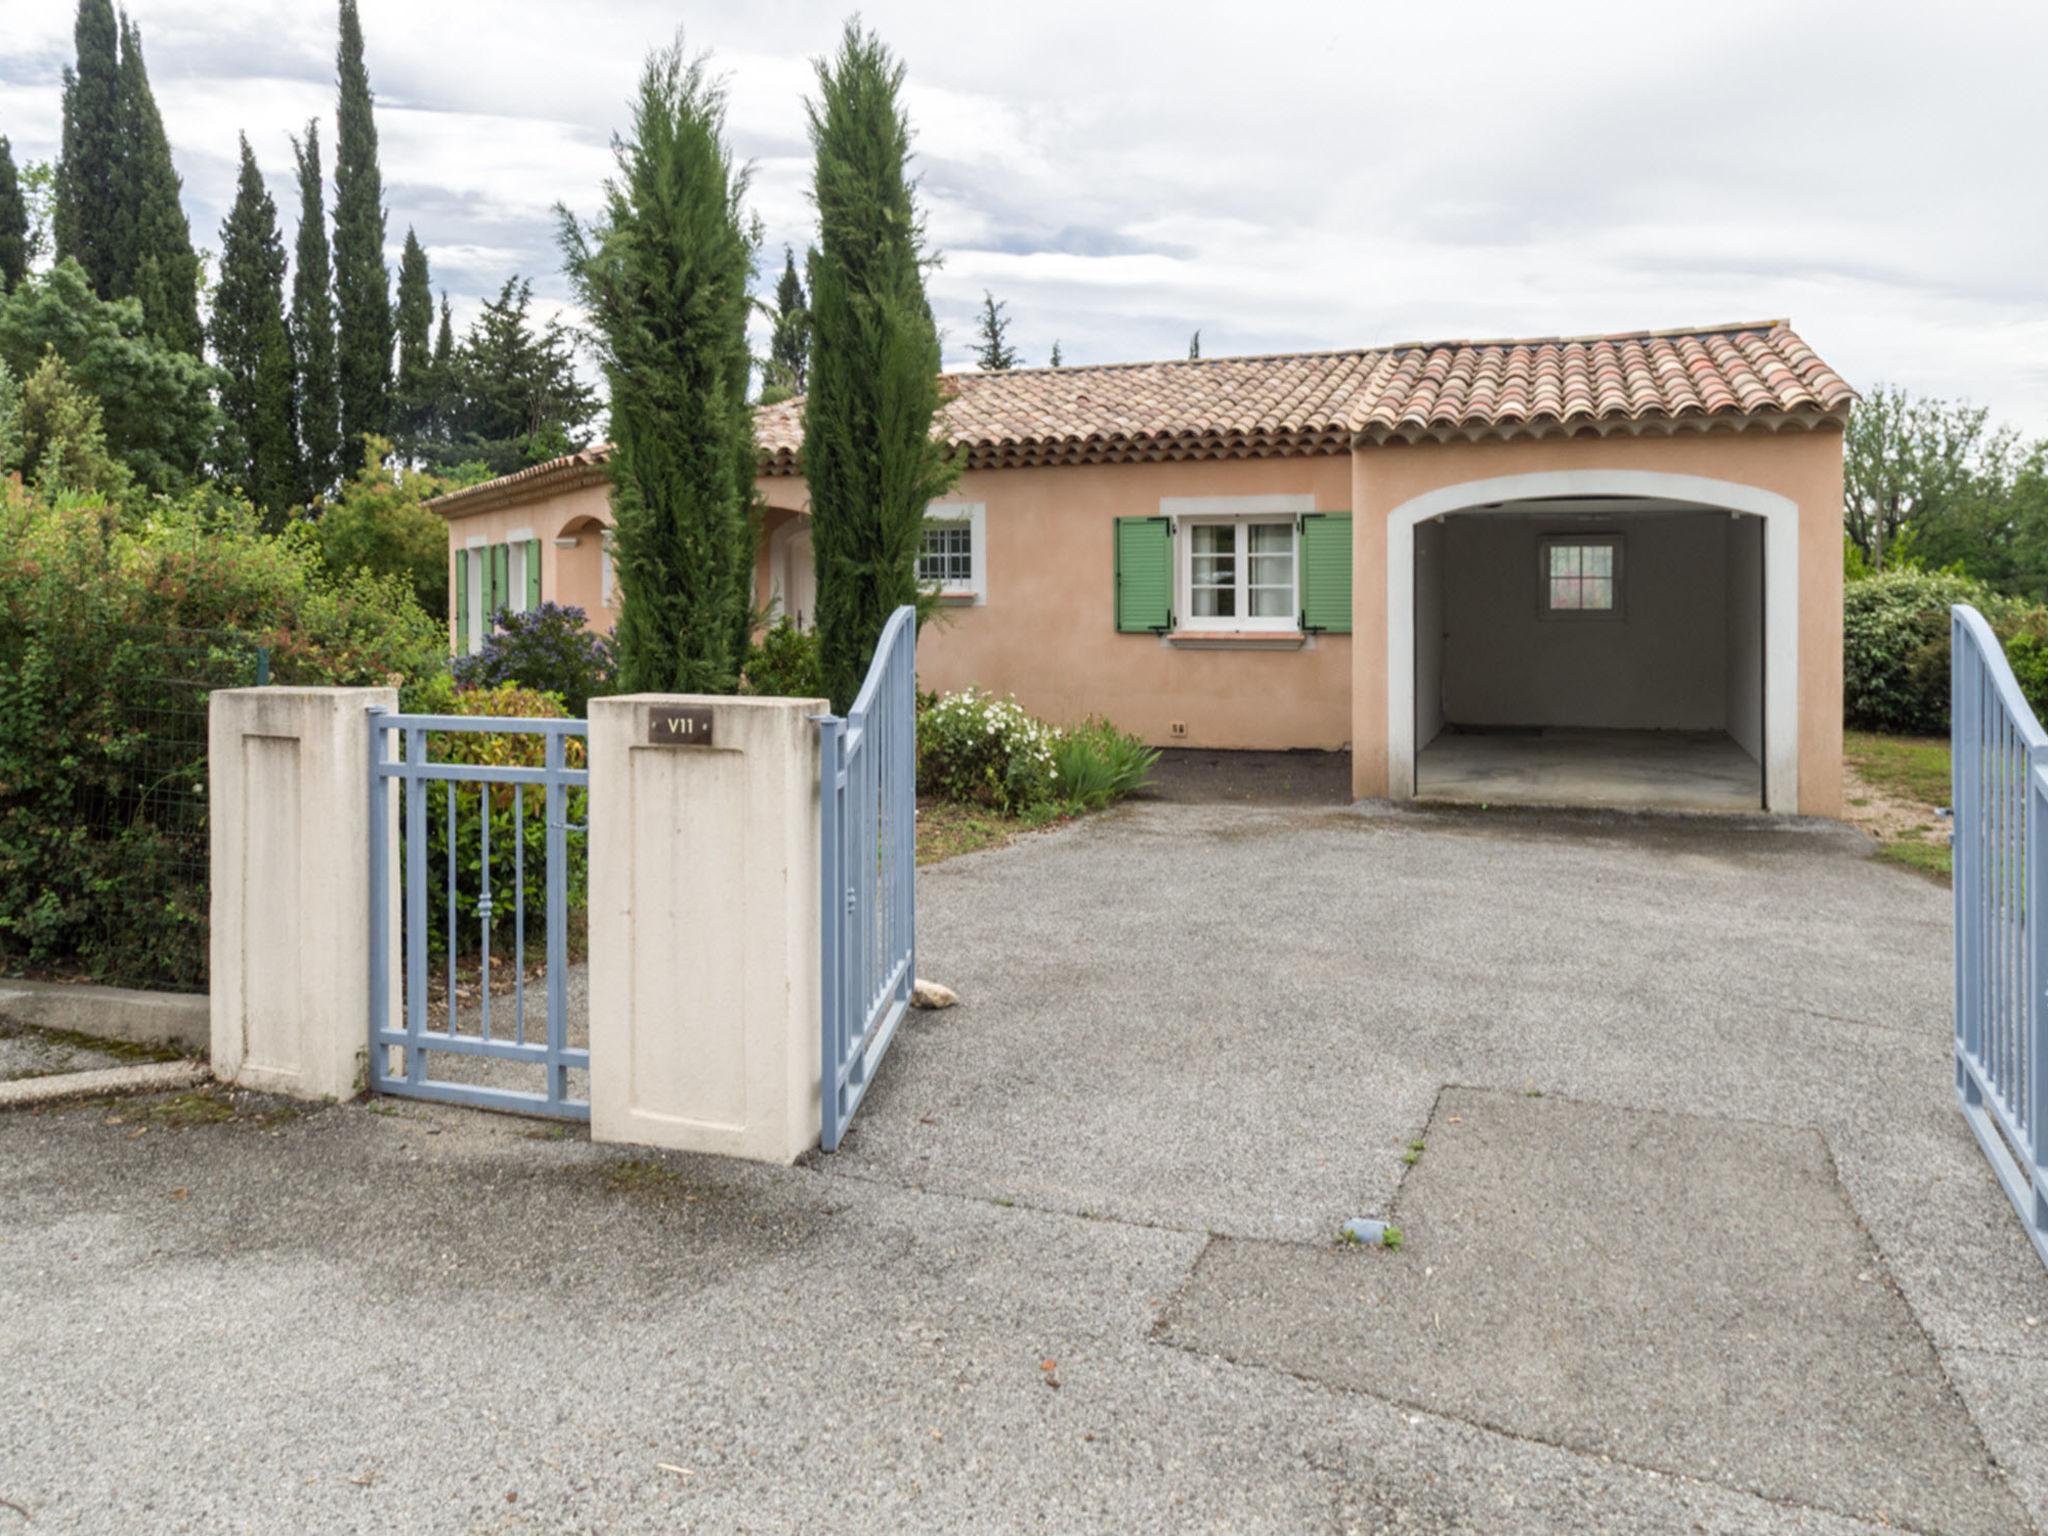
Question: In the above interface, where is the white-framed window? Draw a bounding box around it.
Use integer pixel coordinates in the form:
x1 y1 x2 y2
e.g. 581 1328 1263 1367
600 530 616 610
1539 535 1623 619
918 502 986 602
1163 493 1311 633
463 540 487 655
506 529 534 616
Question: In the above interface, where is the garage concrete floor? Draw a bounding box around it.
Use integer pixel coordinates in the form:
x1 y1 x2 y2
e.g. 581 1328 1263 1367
1417 725 1763 811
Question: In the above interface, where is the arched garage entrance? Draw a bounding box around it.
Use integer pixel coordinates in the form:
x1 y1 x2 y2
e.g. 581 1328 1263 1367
1387 471 1800 813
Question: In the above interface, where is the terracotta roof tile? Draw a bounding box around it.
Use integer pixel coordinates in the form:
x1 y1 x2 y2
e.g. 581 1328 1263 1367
438 320 1852 512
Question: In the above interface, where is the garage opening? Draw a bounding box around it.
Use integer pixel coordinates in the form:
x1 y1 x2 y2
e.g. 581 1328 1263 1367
1411 497 1765 812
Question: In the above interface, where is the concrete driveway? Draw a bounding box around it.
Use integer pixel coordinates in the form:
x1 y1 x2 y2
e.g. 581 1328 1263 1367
4 799 2047 1533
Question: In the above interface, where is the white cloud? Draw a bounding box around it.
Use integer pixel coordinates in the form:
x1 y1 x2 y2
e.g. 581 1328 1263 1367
2 0 2045 424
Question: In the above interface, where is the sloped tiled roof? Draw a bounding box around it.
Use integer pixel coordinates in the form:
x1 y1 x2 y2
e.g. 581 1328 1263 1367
435 320 1852 513
755 320 1851 473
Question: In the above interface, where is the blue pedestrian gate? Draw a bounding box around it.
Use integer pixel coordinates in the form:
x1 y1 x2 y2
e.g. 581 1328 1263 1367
368 708 590 1119
1952 604 2048 1270
817 606 918 1151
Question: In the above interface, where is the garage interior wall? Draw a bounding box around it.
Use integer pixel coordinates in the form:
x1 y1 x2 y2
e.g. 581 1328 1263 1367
1724 514 1765 762
1434 510 1734 731
1413 517 1446 750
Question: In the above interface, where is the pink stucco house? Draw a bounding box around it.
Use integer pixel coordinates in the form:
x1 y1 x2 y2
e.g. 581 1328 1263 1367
431 319 1853 815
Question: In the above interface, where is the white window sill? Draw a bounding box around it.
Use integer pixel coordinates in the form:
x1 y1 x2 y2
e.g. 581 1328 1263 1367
1164 630 1306 650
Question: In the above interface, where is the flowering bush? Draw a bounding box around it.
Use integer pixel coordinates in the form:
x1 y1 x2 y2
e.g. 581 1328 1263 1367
916 688 1062 813
453 601 616 716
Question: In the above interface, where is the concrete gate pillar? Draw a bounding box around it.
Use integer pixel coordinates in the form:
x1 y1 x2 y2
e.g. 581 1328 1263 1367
585 694 828 1164
209 686 396 1099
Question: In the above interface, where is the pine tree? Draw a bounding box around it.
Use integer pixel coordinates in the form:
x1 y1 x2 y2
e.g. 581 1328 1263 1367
393 226 433 438
52 0 123 296
1188 330 1200 360
803 22 959 710
972 289 1018 371
333 0 393 455
560 41 759 695
114 16 202 354
1049 339 1062 368
289 122 341 501
211 135 298 520
0 139 27 292
761 245 809 403
438 275 595 472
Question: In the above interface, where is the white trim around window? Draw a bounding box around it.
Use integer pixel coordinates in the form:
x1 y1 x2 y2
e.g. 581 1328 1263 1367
1161 493 1313 633
919 501 986 604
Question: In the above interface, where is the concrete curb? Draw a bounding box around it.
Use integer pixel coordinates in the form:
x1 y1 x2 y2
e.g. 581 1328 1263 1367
0 979 209 1053
0 1059 211 1110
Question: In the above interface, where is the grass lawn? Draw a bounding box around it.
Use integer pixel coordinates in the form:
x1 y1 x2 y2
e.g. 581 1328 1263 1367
1843 729 1952 880
915 799 1068 865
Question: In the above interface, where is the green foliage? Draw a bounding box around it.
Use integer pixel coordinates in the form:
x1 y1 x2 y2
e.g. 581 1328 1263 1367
405 676 587 959
14 349 130 501
113 16 202 355
761 245 810 404
1049 339 1062 368
393 227 434 437
53 0 123 297
740 617 823 697
334 0 393 453
416 276 596 475
804 22 959 711
917 688 1062 815
0 357 17 467
1188 330 1200 359
0 137 27 292
0 486 445 986
211 137 298 522
452 602 617 716
560 40 759 696
1843 566 2028 733
0 258 219 494
313 435 456 616
289 121 342 502
972 290 1019 371
1052 717 1160 812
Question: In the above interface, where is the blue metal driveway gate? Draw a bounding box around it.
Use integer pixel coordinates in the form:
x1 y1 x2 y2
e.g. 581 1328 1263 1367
1952 604 2048 1270
817 606 918 1151
368 708 590 1119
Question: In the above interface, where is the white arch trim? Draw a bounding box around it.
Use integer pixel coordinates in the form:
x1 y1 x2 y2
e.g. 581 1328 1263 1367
1385 469 1800 812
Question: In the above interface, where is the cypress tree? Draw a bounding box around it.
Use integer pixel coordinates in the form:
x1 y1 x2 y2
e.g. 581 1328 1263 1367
52 0 123 296
289 121 341 499
1188 330 1200 359
211 135 297 520
114 17 202 354
429 291 455 437
559 41 759 695
333 0 393 454
393 226 433 438
761 245 809 403
971 290 1019 371
1049 339 1063 367
803 22 958 710
0 139 27 292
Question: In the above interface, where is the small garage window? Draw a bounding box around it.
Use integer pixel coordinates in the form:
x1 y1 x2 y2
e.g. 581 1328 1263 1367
1540 535 1622 619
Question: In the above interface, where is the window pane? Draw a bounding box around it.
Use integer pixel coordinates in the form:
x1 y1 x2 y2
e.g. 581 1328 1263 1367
1582 544 1613 577
1583 577 1614 610
1550 545 1579 577
1192 586 1234 617
1192 525 1233 555
919 523 973 585
1549 577 1580 610
1248 522 1291 554
1250 586 1293 617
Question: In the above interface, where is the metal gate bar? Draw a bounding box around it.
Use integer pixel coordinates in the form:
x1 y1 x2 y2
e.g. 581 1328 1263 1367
368 708 589 1119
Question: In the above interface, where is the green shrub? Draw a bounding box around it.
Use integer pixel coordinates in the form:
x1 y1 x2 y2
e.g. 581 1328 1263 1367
1844 567 2029 734
1052 717 1159 812
407 676 586 960
741 617 824 698
0 489 448 988
452 602 616 716
916 688 1061 814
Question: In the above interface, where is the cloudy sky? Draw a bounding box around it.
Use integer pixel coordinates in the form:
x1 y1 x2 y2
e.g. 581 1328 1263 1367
3 0 2045 427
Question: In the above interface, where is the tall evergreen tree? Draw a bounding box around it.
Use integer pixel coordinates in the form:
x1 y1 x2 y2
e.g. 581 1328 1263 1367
761 244 809 403
1187 330 1200 359
333 0 393 453
393 226 433 436
0 139 27 292
1048 339 1063 368
289 122 341 500
51 0 123 296
971 289 1018 371
211 136 297 520
803 22 958 710
114 17 202 354
429 291 455 436
440 275 595 471
559 41 759 695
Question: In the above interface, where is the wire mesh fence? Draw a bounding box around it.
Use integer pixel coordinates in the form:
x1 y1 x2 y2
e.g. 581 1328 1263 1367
27 626 269 993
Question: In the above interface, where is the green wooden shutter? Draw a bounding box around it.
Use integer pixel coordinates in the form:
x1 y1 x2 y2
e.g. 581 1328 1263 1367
490 543 510 626
1299 512 1353 633
454 550 469 653
1114 517 1173 633
526 537 542 611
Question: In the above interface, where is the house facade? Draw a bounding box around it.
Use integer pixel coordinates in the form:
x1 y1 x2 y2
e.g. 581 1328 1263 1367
432 320 1852 815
